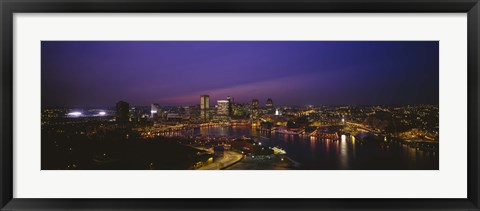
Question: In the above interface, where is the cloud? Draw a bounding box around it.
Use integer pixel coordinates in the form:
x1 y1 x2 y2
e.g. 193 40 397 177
155 73 321 105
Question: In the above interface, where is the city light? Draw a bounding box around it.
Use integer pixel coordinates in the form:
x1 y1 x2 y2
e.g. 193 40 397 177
44 96 438 170
41 41 440 171
67 111 82 117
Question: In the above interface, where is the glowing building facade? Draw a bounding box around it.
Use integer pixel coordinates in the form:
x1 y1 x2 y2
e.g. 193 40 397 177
266 98 274 114
266 98 273 108
250 99 260 121
217 100 229 116
227 96 233 116
200 95 210 121
200 95 210 110
151 103 161 118
251 99 259 109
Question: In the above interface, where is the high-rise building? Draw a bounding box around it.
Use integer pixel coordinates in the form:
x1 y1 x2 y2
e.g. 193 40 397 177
275 108 282 116
116 101 129 123
217 100 229 116
200 95 210 121
234 103 248 117
251 99 259 109
266 98 273 108
200 95 210 110
266 98 274 114
250 99 260 121
227 96 233 116
151 103 161 118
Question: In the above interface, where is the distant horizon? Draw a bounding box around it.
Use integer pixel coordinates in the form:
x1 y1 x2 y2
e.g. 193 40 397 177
42 101 440 110
42 41 439 107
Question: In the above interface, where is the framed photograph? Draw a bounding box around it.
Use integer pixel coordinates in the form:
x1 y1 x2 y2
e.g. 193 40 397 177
1 0 479 210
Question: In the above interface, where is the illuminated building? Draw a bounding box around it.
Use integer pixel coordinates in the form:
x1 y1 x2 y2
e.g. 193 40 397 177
66 111 82 117
275 108 282 116
234 104 248 117
116 101 129 123
200 95 210 121
250 99 259 121
227 96 233 116
151 103 161 118
217 100 229 116
128 107 144 122
251 99 259 109
200 95 210 110
266 98 274 114
266 98 273 108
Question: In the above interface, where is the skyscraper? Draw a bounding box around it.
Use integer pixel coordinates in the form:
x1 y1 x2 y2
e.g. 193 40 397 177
116 101 129 123
266 98 274 114
250 99 259 121
200 95 210 110
200 95 210 121
227 96 233 116
151 103 161 118
266 98 273 108
251 99 259 109
217 100 229 116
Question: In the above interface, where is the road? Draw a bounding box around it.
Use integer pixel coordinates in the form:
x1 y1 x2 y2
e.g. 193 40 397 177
198 151 244 170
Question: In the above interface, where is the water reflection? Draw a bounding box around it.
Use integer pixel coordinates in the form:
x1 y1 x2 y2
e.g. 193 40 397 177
340 135 348 169
309 136 316 152
181 126 439 170
351 135 356 160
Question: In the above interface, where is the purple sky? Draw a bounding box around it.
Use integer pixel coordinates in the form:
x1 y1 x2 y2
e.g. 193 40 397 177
41 41 439 107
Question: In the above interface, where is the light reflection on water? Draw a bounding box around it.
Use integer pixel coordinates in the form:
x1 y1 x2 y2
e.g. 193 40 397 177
182 126 439 170
340 135 348 169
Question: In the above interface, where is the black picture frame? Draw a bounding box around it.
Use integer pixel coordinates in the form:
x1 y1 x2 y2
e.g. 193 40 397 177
1 0 479 210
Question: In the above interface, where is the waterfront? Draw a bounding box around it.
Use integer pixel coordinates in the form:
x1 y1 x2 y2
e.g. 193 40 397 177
41 41 440 170
178 126 439 170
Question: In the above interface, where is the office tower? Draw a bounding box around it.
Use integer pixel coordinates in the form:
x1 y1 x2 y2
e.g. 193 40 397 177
234 103 248 117
200 95 210 110
217 100 229 116
266 98 274 114
116 101 129 123
151 103 161 118
250 99 259 121
266 98 273 108
227 96 233 116
200 95 210 121
251 99 259 109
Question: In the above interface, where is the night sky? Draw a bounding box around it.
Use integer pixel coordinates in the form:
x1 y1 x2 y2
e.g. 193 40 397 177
41 41 439 108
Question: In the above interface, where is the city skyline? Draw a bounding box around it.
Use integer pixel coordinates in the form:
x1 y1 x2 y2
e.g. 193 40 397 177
41 41 439 107
41 95 439 110
41 41 439 170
